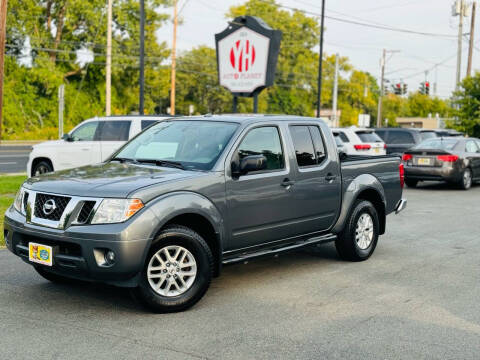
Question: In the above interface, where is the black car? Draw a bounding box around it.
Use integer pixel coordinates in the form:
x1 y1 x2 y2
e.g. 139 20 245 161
402 137 480 190
433 129 464 137
374 128 437 156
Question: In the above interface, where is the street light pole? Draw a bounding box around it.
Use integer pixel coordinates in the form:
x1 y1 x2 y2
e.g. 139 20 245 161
139 0 145 115
316 0 325 118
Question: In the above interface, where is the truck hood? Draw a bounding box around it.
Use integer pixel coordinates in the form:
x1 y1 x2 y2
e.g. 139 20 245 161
24 162 207 199
32 140 65 149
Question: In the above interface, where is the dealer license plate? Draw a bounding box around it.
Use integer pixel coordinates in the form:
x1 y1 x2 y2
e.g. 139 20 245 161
29 243 53 266
417 157 432 166
375 148 380 154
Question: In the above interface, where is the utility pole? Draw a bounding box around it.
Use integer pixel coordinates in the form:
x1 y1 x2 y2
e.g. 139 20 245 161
467 1 476 77
316 0 326 118
139 0 145 115
106 0 112 116
170 0 178 115
0 0 8 142
434 65 438 96
377 49 386 128
454 0 466 89
377 49 400 127
58 84 64 139
332 53 339 127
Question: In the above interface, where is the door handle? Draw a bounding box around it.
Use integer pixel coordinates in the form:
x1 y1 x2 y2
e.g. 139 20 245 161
281 178 295 189
325 173 336 182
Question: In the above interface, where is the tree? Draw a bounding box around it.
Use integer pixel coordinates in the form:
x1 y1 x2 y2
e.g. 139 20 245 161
452 73 480 137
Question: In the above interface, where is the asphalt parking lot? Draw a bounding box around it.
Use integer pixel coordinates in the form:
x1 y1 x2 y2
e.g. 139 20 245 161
1 183 479 359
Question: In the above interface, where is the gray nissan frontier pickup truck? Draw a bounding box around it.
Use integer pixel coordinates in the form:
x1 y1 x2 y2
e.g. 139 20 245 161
4 115 406 312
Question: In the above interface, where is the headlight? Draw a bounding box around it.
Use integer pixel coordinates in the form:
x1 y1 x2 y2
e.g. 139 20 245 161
91 198 144 224
13 187 25 213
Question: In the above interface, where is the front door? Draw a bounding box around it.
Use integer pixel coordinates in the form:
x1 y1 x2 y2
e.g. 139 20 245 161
57 121 102 170
225 125 297 251
287 124 342 234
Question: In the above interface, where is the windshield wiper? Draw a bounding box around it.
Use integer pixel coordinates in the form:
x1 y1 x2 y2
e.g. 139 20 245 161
111 157 138 164
135 158 185 170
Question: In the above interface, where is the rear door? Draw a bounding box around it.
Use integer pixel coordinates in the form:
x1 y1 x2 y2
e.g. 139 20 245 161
225 124 297 250
98 120 132 161
57 121 102 170
288 124 341 233
387 130 416 156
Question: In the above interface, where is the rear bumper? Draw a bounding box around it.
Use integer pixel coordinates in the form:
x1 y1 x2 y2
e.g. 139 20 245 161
394 199 407 214
404 165 462 183
3 205 157 287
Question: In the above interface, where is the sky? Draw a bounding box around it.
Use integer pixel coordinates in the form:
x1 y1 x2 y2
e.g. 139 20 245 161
156 0 476 99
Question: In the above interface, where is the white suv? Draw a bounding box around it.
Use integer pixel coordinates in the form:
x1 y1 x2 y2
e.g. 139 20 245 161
332 127 386 156
28 116 170 176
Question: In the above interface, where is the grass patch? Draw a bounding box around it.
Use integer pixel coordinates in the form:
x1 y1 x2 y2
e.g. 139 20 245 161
0 175 27 246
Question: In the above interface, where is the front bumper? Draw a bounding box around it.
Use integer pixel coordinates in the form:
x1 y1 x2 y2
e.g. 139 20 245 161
404 164 463 183
3 205 158 287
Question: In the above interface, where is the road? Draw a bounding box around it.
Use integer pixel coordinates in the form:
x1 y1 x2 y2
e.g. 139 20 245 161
1 183 479 359
0 146 31 174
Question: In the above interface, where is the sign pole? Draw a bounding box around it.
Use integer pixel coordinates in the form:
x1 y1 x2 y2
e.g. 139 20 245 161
58 84 64 139
316 0 326 118
232 96 238 113
253 94 258 113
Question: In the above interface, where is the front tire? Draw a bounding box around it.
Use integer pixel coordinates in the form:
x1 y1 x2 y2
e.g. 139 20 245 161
32 160 53 176
133 225 213 313
335 200 379 262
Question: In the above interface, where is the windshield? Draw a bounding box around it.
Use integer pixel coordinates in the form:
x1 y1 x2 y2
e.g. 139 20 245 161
356 131 383 143
114 120 239 170
420 131 437 140
414 138 458 151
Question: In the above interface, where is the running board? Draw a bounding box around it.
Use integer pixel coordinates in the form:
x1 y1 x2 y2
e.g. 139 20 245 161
222 234 337 265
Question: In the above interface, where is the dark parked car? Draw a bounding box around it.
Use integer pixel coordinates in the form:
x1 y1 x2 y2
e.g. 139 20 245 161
374 128 437 156
4 115 406 312
433 129 464 137
402 137 480 189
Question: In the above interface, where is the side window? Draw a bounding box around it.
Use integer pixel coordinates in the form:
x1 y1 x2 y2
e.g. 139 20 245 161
465 141 479 153
237 126 285 172
389 131 415 144
375 130 388 141
70 121 99 141
339 131 349 143
141 120 157 130
289 125 316 167
309 126 327 163
98 121 131 141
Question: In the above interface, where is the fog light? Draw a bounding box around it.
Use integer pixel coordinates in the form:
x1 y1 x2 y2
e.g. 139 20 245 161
105 250 115 265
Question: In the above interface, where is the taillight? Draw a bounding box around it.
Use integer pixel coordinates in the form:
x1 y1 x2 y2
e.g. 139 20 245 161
437 154 458 162
354 144 371 150
399 163 405 188
384 143 387 149
402 154 412 161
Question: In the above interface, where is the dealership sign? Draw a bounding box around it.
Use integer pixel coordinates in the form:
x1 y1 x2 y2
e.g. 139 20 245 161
215 16 282 97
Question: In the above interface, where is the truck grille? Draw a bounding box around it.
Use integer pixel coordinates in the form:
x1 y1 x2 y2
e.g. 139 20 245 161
77 201 96 224
34 193 71 221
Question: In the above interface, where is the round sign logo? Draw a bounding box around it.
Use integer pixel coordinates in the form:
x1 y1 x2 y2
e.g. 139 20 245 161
230 40 256 72
39 249 49 261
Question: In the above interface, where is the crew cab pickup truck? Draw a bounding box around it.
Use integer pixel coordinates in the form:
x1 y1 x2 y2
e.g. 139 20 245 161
4 115 407 312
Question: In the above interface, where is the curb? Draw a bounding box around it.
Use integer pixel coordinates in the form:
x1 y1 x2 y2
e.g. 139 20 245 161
0 173 27 177
0 140 43 146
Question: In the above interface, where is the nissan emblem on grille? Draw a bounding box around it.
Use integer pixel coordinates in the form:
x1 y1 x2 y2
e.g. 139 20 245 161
43 199 57 215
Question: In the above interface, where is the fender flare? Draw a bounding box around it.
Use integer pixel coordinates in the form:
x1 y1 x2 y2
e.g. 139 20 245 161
332 174 387 234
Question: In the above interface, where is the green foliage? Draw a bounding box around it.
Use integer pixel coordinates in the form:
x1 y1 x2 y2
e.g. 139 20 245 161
452 72 480 137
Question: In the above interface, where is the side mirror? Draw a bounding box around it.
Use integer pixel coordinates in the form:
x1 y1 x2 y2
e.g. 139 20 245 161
62 133 73 142
231 155 267 177
338 150 348 161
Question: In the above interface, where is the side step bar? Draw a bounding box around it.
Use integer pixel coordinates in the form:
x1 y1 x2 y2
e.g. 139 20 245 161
222 233 337 265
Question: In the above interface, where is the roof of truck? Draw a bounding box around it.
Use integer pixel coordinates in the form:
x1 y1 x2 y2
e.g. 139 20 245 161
172 114 325 124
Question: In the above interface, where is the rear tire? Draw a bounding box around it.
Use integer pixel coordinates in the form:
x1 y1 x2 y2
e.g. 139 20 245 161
133 225 213 313
405 179 418 188
459 168 472 190
335 200 379 262
32 160 53 176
